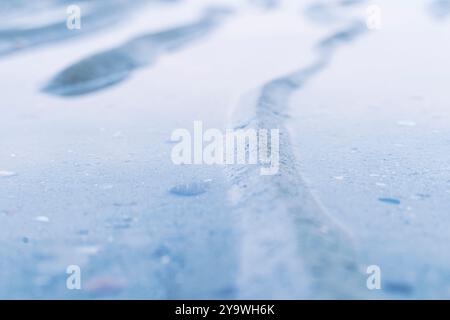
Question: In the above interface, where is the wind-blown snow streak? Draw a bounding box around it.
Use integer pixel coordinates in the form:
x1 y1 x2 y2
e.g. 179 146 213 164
42 7 231 96
228 2 371 299
0 0 154 58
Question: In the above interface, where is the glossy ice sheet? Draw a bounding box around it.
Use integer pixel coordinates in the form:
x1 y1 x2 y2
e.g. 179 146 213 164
0 0 449 299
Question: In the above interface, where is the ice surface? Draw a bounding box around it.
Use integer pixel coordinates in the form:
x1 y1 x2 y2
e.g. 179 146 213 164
0 0 449 299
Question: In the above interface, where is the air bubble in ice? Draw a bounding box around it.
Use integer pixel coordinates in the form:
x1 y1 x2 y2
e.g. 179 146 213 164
35 216 50 222
378 197 400 205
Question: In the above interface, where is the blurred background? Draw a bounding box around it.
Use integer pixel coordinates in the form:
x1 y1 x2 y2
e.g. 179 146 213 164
0 0 449 299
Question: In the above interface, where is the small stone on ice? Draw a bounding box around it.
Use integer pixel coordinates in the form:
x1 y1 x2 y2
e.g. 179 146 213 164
85 277 126 296
113 131 123 138
77 245 100 255
161 255 171 265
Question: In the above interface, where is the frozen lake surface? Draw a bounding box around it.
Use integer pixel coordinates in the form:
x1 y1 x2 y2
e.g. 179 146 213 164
0 0 449 299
